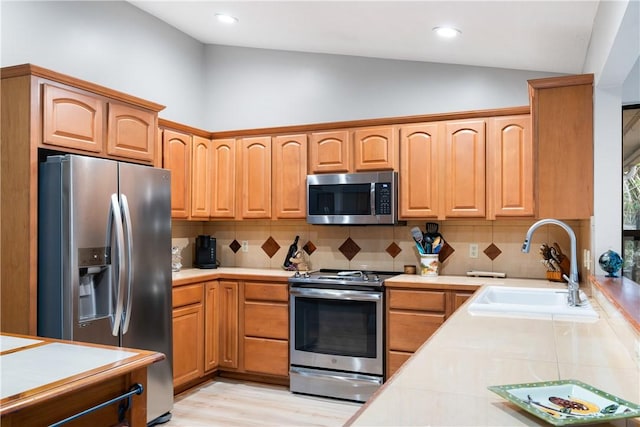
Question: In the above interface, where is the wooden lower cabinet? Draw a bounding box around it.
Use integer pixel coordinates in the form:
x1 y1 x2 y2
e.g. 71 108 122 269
386 286 477 378
172 284 204 388
204 281 219 372
241 281 289 378
219 280 239 369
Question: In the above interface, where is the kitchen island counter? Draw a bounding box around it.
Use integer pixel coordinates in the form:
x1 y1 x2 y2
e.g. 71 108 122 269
1 334 164 426
346 279 640 426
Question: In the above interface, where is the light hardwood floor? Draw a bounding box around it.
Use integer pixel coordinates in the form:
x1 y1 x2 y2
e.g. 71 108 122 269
166 378 362 426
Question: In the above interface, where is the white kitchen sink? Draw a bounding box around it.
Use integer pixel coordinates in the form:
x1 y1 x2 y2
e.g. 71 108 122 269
467 286 599 321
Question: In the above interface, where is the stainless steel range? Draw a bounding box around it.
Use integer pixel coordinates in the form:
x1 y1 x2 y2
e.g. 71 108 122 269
288 269 396 402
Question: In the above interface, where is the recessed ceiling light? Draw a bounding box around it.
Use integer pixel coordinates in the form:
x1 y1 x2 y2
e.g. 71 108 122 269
433 26 461 38
215 13 238 24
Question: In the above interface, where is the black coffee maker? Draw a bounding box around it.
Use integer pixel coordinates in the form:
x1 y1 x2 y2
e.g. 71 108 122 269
194 235 217 269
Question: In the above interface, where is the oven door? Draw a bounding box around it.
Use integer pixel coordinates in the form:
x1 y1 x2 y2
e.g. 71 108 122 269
289 287 383 376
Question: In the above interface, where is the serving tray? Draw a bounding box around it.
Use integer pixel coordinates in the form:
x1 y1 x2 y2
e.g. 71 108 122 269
488 379 640 425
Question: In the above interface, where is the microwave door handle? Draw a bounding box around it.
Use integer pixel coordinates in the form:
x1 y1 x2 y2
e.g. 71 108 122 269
370 182 376 215
109 194 126 337
120 194 134 335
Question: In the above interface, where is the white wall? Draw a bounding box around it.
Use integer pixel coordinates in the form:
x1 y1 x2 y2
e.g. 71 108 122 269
0 0 207 127
583 0 640 273
203 44 559 131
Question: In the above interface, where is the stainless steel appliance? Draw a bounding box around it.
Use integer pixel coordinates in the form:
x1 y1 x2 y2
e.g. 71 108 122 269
306 171 398 225
194 235 217 269
37 154 173 425
289 269 395 402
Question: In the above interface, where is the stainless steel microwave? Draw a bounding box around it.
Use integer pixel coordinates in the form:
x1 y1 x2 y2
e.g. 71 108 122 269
306 171 398 225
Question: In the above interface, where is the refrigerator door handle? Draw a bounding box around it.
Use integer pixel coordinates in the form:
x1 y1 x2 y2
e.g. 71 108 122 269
120 194 134 335
109 193 126 337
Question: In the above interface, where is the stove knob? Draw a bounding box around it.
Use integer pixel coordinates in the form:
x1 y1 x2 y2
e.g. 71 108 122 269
373 274 379 281
294 271 301 278
363 273 369 281
303 272 310 278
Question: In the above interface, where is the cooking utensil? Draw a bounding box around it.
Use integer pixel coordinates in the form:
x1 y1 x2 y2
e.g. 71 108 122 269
426 222 439 234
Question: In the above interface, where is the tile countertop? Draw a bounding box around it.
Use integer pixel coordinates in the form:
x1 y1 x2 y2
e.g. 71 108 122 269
346 278 640 427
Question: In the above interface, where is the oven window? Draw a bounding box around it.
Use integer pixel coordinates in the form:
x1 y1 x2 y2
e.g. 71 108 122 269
294 297 377 358
308 184 371 216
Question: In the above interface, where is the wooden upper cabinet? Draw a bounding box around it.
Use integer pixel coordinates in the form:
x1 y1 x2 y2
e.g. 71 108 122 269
353 126 398 171
444 120 486 218
272 134 307 219
308 130 350 173
106 103 156 163
529 75 593 219
190 135 212 219
211 138 236 219
487 115 533 219
162 129 191 219
399 123 441 218
42 84 104 152
238 136 272 219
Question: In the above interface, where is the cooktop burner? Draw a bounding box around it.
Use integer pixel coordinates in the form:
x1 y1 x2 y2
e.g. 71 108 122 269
288 269 398 289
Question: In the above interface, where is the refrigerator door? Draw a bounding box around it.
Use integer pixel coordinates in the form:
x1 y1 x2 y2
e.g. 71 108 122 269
38 155 120 347
118 162 173 423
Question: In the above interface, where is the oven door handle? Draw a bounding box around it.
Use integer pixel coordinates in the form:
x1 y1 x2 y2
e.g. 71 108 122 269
289 287 382 301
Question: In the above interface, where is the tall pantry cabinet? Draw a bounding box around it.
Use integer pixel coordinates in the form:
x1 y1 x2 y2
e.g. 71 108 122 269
1 64 164 335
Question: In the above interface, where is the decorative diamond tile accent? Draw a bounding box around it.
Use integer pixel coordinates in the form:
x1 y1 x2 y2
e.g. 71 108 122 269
386 242 402 258
303 241 316 255
229 240 241 253
484 243 502 260
261 237 281 258
438 242 455 263
338 237 361 261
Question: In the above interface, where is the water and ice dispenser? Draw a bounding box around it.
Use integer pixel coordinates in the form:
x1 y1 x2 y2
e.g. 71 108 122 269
77 247 112 322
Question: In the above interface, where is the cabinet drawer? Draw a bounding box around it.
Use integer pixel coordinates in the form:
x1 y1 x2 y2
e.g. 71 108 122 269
244 302 288 340
389 289 446 312
244 337 289 377
388 311 444 352
387 350 412 379
244 282 288 302
172 284 203 308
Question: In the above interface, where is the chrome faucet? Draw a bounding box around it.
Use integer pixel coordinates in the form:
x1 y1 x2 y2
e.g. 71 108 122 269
522 219 580 306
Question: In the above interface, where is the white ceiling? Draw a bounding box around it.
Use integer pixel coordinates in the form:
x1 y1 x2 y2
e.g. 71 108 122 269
130 0 601 74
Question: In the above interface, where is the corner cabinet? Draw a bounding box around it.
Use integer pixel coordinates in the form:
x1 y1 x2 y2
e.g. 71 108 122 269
386 285 477 379
529 74 594 219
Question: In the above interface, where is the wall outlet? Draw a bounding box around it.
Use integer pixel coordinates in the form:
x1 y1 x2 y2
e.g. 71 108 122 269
469 243 479 258
583 249 591 270
241 240 249 253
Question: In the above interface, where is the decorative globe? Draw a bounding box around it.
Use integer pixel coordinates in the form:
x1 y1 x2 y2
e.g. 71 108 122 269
598 250 623 277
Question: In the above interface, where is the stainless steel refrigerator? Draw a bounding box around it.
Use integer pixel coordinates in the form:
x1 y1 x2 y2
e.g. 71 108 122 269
38 154 173 425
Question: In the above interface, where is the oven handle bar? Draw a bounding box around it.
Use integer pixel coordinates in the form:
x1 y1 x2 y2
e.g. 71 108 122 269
289 287 382 301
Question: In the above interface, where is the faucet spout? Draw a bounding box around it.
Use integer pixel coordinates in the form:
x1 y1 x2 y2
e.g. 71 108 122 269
522 219 580 306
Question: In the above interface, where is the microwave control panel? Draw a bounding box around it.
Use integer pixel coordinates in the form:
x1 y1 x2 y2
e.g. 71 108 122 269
375 183 392 215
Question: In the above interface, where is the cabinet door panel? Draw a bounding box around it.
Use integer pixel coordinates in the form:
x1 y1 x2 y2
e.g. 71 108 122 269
399 123 440 218
162 129 191 219
308 130 350 173
204 282 219 372
388 289 446 312
238 137 271 218
107 103 155 163
191 135 212 219
244 302 288 340
388 311 444 352
273 134 307 219
488 116 533 218
444 120 486 217
353 126 398 171
219 281 239 368
42 84 104 152
211 138 236 218
173 283 203 308
172 304 204 387
244 282 289 302
387 350 412 379
244 337 288 377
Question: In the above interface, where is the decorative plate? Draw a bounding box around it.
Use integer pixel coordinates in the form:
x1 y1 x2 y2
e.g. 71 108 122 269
488 379 640 426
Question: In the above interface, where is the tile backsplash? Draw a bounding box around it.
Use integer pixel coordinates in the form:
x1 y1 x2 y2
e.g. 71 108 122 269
172 218 591 281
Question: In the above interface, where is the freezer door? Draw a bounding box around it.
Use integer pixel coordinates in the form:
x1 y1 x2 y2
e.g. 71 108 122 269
38 155 120 347
118 162 173 422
